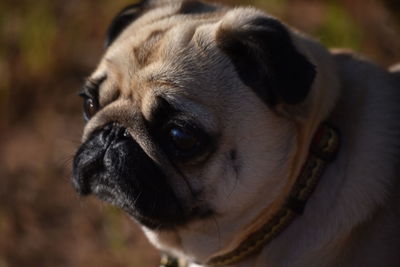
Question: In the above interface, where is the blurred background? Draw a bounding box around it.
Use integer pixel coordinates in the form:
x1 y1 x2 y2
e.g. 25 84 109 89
0 0 399 266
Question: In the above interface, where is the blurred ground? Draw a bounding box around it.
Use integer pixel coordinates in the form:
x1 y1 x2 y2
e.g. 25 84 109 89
0 0 399 267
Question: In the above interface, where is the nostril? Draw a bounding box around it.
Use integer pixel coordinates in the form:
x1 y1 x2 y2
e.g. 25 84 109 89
110 123 130 139
123 129 131 138
98 123 131 143
99 124 114 143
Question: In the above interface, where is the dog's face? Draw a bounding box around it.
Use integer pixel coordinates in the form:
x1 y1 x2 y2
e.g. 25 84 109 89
72 0 338 260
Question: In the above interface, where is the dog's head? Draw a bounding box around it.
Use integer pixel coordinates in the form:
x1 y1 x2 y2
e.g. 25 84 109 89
72 0 339 262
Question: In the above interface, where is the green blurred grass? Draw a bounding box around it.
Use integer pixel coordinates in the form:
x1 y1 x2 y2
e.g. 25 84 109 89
20 1 56 77
317 1 362 51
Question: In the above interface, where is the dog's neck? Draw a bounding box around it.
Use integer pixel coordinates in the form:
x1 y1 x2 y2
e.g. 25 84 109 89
202 123 340 266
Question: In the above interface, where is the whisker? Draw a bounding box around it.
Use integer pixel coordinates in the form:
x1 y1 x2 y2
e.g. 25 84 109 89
212 214 221 249
227 172 239 199
170 160 196 198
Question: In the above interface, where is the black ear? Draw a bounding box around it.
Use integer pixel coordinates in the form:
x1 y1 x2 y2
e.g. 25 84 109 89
105 1 148 47
217 17 316 106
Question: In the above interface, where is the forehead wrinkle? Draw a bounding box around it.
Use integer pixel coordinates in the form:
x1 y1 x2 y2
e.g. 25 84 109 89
133 18 211 62
133 29 167 68
106 11 223 81
103 55 134 86
135 75 219 134
157 87 220 134
103 49 142 103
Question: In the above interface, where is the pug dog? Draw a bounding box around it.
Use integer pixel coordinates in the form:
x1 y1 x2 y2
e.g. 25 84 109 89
72 0 400 266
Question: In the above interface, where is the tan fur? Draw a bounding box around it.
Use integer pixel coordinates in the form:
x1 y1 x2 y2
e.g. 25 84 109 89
82 1 400 266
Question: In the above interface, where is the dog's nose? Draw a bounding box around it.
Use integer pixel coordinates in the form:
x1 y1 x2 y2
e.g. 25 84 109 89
72 123 131 195
98 123 131 144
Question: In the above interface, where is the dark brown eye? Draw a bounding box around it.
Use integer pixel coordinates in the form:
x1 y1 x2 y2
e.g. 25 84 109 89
169 127 199 152
158 121 212 161
83 97 99 120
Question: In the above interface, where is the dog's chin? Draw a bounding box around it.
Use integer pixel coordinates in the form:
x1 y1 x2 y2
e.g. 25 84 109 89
92 182 213 230
95 192 171 230
92 184 180 230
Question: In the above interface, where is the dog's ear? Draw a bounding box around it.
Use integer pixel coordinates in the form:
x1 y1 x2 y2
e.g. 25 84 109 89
105 1 149 47
216 14 316 106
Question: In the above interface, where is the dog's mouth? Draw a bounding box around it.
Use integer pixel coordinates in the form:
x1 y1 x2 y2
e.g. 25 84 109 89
91 184 173 229
90 181 188 230
72 123 212 230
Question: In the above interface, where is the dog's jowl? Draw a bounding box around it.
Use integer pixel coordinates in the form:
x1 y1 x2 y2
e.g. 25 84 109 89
72 0 400 266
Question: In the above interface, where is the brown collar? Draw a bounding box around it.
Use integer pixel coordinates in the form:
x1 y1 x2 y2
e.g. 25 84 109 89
161 123 340 267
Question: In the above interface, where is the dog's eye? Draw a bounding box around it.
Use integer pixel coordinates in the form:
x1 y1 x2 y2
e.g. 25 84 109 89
169 127 199 152
163 124 210 160
155 117 213 162
83 97 99 120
